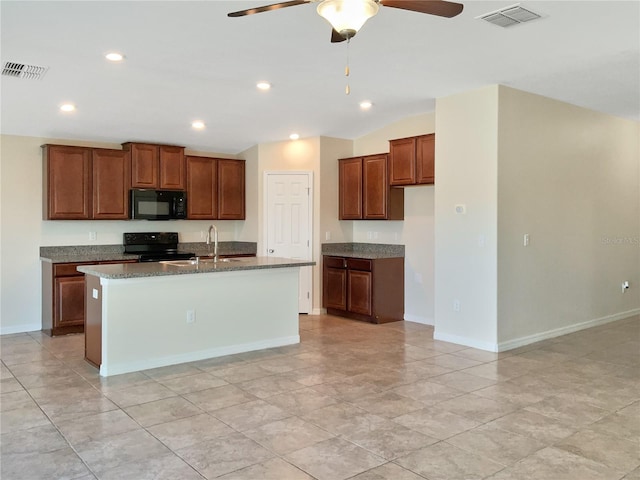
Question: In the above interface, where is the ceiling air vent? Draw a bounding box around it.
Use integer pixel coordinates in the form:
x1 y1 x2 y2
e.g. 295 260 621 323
478 4 541 28
2 62 49 80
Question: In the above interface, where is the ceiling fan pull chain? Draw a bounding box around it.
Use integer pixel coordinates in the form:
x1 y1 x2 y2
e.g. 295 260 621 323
345 37 351 95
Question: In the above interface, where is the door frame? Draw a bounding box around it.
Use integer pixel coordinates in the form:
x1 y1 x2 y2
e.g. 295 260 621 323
263 171 314 313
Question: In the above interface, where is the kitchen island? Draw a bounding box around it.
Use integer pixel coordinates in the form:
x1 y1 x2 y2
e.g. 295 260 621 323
78 257 314 377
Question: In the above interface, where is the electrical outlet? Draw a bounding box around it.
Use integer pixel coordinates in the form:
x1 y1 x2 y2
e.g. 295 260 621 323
89 231 97 241
373 232 378 240
523 234 530 247
325 231 331 241
186 310 196 324
453 299 461 312
367 231 373 240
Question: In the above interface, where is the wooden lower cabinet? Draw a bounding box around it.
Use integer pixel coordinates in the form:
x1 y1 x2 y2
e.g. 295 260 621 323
84 274 102 368
323 255 404 324
42 260 137 336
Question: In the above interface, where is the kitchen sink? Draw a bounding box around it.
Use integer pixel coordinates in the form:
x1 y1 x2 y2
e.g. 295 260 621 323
159 259 199 267
198 257 249 263
160 257 252 267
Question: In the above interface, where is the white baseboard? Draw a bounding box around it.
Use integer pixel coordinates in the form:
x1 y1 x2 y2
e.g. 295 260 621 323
433 331 499 352
404 314 434 326
311 308 327 315
100 335 300 377
434 309 640 353
497 308 640 352
1 323 42 335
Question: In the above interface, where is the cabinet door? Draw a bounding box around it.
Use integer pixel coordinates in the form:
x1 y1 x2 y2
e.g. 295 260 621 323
389 137 416 186
45 145 91 219
92 149 130 219
218 159 245 220
55 276 85 327
348 269 372 316
324 267 347 310
159 146 186 190
186 156 218 219
362 154 388 219
129 143 158 188
339 158 363 220
416 134 435 184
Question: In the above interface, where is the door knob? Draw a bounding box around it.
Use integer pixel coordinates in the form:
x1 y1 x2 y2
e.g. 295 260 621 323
268 249 274 253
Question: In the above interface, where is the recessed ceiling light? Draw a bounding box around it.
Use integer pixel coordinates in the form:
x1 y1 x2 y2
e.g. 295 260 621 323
359 101 373 110
60 103 75 112
289 133 300 140
191 121 205 130
257 81 271 91
105 52 125 62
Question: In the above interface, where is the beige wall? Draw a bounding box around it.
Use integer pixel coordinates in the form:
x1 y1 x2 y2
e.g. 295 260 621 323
497 86 640 347
0 134 240 333
433 85 639 351
434 86 500 349
319 136 353 246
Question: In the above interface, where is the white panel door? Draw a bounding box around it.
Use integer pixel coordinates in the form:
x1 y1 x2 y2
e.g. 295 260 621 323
265 172 312 313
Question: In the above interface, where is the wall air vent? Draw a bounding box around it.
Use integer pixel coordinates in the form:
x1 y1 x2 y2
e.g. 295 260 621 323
2 62 49 80
478 4 541 27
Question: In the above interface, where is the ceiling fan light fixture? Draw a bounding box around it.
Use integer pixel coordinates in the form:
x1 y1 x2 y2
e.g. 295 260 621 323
317 0 379 39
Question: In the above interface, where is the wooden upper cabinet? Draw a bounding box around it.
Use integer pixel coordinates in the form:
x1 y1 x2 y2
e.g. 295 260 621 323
416 134 435 184
186 157 245 220
127 143 158 188
186 156 218 219
362 154 388 219
43 145 92 220
339 157 363 220
125 142 185 190
218 159 245 220
159 146 186 190
389 137 417 186
389 134 435 185
92 149 130 219
339 154 403 220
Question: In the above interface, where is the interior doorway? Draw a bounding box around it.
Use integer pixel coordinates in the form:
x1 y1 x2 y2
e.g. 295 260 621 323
264 171 313 313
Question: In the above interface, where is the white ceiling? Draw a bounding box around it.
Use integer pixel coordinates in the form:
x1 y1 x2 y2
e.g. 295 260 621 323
1 1 638 154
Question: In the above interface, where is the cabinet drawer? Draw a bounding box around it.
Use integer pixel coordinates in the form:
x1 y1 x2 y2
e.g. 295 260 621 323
347 258 372 271
53 263 89 277
324 256 346 269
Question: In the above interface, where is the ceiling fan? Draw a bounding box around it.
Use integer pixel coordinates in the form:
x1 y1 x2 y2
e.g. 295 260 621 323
228 0 464 42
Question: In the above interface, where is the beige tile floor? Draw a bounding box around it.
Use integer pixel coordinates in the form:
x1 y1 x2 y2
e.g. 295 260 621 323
1 314 638 480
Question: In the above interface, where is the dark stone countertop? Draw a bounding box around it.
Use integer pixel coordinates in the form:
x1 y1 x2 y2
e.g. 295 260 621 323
40 242 257 264
321 242 405 259
77 256 314 279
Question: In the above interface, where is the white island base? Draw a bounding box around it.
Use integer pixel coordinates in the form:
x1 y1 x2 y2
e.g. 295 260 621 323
84 266 301 377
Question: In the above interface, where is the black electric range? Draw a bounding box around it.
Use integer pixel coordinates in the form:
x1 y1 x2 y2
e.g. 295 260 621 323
124 232 195 262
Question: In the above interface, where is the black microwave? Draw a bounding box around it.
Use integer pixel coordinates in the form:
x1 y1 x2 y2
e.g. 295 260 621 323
130 189 187 220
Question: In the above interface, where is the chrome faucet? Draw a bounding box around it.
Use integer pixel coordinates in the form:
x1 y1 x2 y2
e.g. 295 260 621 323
206 224 218 261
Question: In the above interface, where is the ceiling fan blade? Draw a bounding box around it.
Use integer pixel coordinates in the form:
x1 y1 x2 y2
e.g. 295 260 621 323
228 0 309 17
331 29 347 43
380 0 463 18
